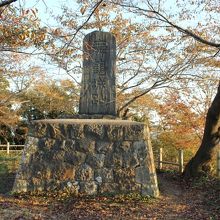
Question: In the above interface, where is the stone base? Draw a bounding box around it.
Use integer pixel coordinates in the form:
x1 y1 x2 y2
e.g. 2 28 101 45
13 119 159 197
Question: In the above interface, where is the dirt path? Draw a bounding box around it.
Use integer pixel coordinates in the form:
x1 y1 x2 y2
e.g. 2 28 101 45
0 173 219 220
149 173 207 219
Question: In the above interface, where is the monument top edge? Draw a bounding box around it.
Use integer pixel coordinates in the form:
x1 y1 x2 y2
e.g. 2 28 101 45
85 30 115 36
32 119 144 126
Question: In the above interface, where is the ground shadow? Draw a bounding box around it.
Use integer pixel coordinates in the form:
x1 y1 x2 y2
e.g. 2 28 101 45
0 159 17 194
0 175 16 194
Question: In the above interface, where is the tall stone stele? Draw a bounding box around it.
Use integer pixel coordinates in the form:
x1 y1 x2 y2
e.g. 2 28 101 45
79 31 116 115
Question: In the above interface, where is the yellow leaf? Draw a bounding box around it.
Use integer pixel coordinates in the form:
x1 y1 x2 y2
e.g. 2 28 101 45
80 6 87 15
18 34 25 40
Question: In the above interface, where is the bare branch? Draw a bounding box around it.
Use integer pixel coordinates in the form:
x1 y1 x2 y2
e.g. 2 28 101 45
58 0 104 53
117 79 170 114
0 0 17 8
153 11 220 49
111 1 220 49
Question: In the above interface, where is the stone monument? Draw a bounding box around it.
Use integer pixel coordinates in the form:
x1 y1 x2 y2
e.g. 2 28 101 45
13 31 159 197
79 31 116 115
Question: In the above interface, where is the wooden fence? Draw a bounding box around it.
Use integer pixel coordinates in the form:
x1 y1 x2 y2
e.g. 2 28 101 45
0 143 24 154
0 143 220 177
156 148 184 173
156 148 220 177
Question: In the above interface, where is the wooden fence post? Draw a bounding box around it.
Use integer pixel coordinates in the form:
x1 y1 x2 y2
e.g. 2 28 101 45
217 151 220 178
158 148 163 170
7 142 10 155
179 149 184 173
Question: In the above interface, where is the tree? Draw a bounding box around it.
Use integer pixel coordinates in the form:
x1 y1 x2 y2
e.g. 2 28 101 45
153 88 205 162
0 3 50 142
117 89 158 120
183 83 220 178
0 74 19 143
19 79 79 121
158 92 203 147
44 0 202 118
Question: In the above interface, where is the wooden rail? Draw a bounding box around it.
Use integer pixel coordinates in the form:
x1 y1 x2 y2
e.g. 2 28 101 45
157 148 220 177
1 143 219 177
0 143 24 154
157 148 184 173
217 151 220 178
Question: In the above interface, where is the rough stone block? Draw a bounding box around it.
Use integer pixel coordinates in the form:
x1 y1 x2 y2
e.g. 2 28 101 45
129 153 140 168
13 119 159 197
12 179 28 193
135 166 150 185
43 168 52 180
99 183 118 194
132 140 147 159
113 168 136 190
51 150 65 161
62 168 75 181
67 124 84 139
124 124 145 140
45 179 59 191
64 139 76 150
106 125 124 141
75 138 95 153
95 141 113 154
142 184 159 197
112 153 123 167
31 177 45 192
79 181 98 195
59 123 68 137
64 151 86 165
84 124 106 139
64 181 80 195
119 141 132 152
76 164 94 181
20 137 38 163
95 168 114 182
86 153 105 169
29 122 47 138
46 124 57 138
38 138 55 150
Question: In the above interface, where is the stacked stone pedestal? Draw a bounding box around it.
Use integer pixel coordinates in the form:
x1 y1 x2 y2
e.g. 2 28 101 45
13 119 159 197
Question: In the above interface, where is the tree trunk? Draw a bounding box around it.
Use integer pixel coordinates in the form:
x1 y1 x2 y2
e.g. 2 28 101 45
183 81 220 179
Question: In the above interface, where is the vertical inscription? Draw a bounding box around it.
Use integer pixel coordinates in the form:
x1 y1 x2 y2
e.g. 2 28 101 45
92 41 108 105
79 31 116 115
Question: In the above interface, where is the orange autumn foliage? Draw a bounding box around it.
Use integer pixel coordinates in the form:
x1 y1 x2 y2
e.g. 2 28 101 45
157 91 205 152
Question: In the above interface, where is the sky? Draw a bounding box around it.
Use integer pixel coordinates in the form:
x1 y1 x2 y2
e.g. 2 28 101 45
16 0 68 25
